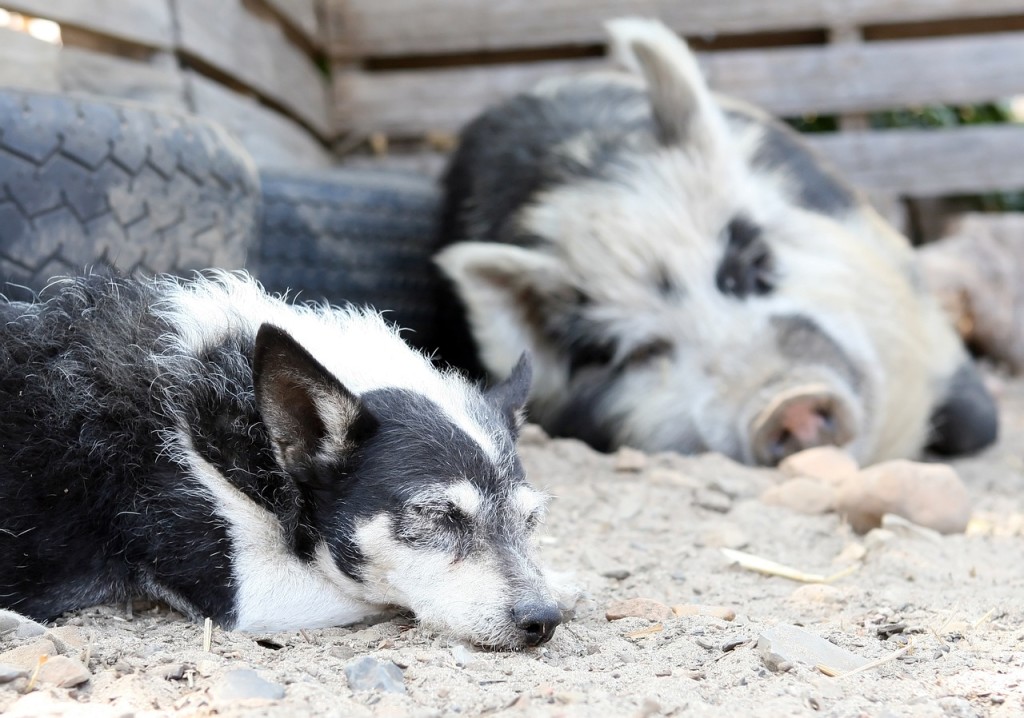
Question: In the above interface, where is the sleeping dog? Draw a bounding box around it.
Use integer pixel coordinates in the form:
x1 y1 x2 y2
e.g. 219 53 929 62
0 272 562 649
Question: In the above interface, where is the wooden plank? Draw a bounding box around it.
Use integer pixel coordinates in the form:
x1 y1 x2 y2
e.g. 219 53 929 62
701 31 1024 117
59 48 187 111
187 72 335 170
809 125 1024 197
334 59 598 136
0 29 186 110
335 32 1024 136
176 0 331 138
3 0 173 49
326 0 1024 58
0 27 61 92
346 124 1024 200
261 0 323 48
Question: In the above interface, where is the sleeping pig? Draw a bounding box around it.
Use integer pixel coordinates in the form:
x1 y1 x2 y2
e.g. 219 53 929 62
433 18 997 466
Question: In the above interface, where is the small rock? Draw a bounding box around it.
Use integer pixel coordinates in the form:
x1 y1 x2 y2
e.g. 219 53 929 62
0 639 57 669
699 522 749 549
614 447 648 472
518 424 549 446
694 488 732 513
647 468 699 489
210 668 285 702
761 478 837 515
601 568 631 580
758 624 868 673
832 542 867 565
0 610 47 639
605 598 674 622
671 604 736 621
451 644 476 667
37 656 91 687
0 664 27 683
789 584 846 605
344 656 406 694
779 447 859 485
329 645 356 661
836 460 971 534
45 626 86 652
638 698 662 717
152 663 188 680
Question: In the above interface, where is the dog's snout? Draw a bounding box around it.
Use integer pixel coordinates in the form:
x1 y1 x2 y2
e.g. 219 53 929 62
751 387 855 466
512 599 561 647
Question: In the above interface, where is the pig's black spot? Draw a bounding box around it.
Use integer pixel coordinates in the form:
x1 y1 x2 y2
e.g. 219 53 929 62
716 215 775 299
744 115 858 216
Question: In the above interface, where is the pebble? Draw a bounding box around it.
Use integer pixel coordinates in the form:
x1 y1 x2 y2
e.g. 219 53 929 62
37 656 92 687
0 639 57 669
699 522 749 549
46 626 86 652
789 584 846 605
344 656 406 694
0 663 27 683
614 447 648 472
779 447 859 485
758 624 868 673
694 488 732 513
761 477 837 515
0 610 47 639
671 604 737 621
832 542 867 565
151 663 188 680
836 460 971 534
210 668 285 702
451 644 476 667
517 423 549 446
4 692 129 718
605 598 674 622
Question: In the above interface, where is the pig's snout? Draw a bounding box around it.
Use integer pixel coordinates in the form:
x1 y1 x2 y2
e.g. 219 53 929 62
750 386 855 465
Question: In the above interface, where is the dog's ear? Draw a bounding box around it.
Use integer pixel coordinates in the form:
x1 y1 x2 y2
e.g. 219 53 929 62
485 352 532 431
253 324 378 476
435 242 575 381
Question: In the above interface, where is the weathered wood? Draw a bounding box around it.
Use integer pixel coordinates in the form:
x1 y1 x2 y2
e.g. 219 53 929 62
0 29 187 110
0 27 61 92
261 0 323 48
325 0 1024 57
3 0 173 49
342 124 1024 199
176 0 331 138
809 125 1024 197
335 31 1024 136
59 48 187 111
334 59 597 136
187 72 334 170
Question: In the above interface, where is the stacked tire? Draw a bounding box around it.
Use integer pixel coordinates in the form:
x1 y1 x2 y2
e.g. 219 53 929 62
0 88 442 345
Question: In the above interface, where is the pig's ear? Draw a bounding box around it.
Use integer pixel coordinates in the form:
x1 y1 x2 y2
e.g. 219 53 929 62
927 361 998 455
605 18 723 148
435 242 573 380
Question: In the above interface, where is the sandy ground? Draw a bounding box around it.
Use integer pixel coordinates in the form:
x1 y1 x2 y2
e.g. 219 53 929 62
1 374 1022 718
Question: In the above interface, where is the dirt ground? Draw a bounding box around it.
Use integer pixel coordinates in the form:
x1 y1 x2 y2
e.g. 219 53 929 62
1 373 1022 718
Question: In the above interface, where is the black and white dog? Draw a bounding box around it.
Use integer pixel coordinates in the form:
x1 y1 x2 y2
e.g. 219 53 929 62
0 272 562 649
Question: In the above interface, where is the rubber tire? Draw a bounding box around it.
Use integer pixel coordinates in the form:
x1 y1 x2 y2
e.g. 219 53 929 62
0 89 260 301
254 168 443 346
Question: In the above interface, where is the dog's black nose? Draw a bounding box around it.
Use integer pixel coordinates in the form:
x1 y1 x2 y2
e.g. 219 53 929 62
513 599 561 647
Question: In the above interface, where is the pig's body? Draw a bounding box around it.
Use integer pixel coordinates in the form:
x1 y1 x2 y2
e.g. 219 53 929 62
434 19 996 465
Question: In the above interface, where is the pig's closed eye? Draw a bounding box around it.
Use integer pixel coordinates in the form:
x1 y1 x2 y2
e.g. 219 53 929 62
624 338 673 366
716 215 775 299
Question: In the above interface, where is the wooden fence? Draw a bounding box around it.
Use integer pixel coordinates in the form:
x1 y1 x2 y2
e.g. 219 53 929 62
0 0 334 169
1 0 1022 237
325 0 1024 237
